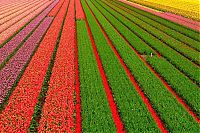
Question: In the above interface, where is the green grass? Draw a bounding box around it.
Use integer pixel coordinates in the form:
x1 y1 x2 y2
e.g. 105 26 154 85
88 0 200 131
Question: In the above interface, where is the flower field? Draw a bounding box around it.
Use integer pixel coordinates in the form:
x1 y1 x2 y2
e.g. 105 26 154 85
0 0 199 132
128 0 200 21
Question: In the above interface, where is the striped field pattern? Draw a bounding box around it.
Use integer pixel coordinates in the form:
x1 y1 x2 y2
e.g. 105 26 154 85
0 0 199 132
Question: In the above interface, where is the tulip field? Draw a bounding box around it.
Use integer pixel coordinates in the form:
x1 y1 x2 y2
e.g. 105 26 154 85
0 0 199 132
128 0 200 21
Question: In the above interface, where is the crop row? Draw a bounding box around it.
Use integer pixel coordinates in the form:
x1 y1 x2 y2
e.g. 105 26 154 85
0 17 53 105
0 0 40 20
0 0 49 33
128 0 199 21
153 12 200 32
94 0 199 84
96 0 200 117
87 0 200 131
29 0 68 131
104 0 199 65
0 0 32 14
162 12 200 26
116 0 200 42
108 0 200 52
0 0 59 68
48 0 65 17
146 56 200 115
0 0 69 131
77 20 117 132
75 0 85 19
38 0 76 131
0 0 42 24
82 1 126 131
82 0 165 132
0 0 52 45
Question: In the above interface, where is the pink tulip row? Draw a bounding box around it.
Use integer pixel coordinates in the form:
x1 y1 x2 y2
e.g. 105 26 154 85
0 0 42 24
0 0 35 16
163 12 200 26
0 0 41 20
118 0 200 31
0 0 71 132
0 0 52 45
0 0 59 106
0 0 30 11
159 13 200 31
0 0 49 33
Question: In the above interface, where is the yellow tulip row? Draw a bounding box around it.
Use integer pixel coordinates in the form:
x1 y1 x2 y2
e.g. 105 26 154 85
128 0 200 21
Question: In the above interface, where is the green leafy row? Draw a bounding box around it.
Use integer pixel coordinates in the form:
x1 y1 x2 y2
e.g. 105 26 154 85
109 0 200 51
146 56 200 116
81 0 161 132
84 1 155 55
94 0 200 84
104 0 200 65
88 0 200 131
76 20 116 132
114 0 200 42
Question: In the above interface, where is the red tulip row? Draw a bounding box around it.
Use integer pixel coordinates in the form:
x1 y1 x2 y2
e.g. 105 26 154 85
0 0 70 132
48 0 65 17
38 0 76 132
75 0 85 19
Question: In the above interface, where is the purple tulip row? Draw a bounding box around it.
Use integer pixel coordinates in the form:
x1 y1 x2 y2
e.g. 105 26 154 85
0 0 59 65
0 17 53 104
